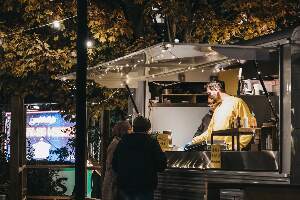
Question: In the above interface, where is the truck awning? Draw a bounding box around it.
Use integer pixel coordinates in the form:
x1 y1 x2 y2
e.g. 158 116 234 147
61 43 275 88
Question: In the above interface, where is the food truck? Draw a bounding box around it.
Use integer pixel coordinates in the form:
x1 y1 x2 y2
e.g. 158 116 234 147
66 26 300 199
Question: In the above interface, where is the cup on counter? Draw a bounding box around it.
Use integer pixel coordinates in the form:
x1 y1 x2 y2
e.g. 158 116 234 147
163 98 171 103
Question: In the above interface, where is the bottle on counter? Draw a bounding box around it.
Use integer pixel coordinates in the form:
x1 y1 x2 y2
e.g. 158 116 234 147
229 112 235 129
234 116 241 128
163 130 172 150
250 112 257 128
243 115 249 128
229 117 233 128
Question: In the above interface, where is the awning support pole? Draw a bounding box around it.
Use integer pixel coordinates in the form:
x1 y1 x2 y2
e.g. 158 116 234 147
254 61 279 124
75 0 87 198
124 83 140 115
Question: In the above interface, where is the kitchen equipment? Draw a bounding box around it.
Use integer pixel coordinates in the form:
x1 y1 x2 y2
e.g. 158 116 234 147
162 89 172 94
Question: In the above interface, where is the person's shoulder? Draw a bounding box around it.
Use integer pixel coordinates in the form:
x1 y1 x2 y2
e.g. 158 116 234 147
132 133 155 142
148 135 160 146
233 96 247 104
137 133 155 142
108 137 120 147
230 96 244 104
231 96 250 109
116 134 129 145
120 133 151 141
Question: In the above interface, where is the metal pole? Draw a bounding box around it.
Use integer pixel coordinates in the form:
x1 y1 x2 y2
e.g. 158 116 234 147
101 110 110 182
75 0 87 198
124 83 140 114
278 45 283 173
254 61 279 124
9 95 25 200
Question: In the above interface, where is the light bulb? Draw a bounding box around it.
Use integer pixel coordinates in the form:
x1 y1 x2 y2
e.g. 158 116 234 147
86 40 93 48
52 20 61 29
165 43 172 48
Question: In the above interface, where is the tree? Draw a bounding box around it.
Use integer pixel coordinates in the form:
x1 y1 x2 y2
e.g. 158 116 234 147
0 0 133 117
0 0 298 129
0 1 298 151
0 0 298 143
0 0 299 196
141 0 300 43
1 0 298 93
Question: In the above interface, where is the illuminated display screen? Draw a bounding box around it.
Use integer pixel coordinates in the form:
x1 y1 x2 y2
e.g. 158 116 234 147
5 111 75 161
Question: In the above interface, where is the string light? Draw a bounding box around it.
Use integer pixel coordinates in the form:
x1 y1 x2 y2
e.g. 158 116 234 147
140 59 233 81
52 20 61 29
165 43 172 48
91 89 121 105
0 15 77 38
87 57 233 83
151 81 180 87
167 50 180 61
84 45 234 83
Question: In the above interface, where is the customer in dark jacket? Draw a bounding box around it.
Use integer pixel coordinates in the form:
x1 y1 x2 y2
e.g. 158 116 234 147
112 116 167 200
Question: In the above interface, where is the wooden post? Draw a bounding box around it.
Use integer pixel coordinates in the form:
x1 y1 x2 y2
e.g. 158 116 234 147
9 95 26 200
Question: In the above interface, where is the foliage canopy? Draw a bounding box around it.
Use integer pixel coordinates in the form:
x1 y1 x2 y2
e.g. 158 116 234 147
0 0 299 113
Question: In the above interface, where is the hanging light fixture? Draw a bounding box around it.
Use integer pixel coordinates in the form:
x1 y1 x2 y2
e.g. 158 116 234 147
52 20 61 29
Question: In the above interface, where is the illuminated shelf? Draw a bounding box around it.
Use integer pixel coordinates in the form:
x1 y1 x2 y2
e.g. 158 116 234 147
161 93 207 104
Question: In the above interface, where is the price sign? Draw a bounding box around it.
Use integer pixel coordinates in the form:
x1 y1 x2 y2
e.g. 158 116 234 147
210 144 221 168
157 134 169 151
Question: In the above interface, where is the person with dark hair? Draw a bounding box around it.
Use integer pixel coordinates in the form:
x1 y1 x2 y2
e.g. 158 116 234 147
112 116 167 200
102 120 132 200
192 80 256 150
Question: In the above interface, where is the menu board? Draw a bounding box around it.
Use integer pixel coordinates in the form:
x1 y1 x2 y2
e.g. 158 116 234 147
210 144 221 168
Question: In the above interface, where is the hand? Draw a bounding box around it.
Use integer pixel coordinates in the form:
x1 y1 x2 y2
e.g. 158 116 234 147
192 131 208 144
192 135 203 144
183 142 192 151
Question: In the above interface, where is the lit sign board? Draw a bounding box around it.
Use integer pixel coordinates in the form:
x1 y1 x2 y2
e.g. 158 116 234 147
5 111 75 161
